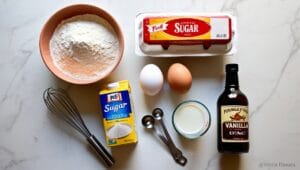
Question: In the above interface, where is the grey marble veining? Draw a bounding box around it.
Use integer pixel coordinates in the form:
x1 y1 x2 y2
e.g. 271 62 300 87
1 0 300 170
250 6 300 116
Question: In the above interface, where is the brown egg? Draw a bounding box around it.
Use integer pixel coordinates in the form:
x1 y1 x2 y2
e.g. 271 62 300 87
167 63 192 93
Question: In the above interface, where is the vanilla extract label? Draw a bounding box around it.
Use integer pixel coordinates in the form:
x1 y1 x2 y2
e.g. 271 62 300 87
221 105 249 142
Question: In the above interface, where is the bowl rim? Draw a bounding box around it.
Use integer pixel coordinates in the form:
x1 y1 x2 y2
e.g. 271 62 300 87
39 4 124 85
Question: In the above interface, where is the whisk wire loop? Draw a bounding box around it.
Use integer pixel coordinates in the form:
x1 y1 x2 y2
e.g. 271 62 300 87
43 88 91 137
43 87 115 167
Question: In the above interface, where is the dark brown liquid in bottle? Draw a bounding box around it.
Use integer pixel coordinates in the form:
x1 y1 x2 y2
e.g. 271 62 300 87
217 64 249 153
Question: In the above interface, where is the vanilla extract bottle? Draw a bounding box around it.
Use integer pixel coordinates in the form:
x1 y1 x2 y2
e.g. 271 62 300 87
217 64 249 153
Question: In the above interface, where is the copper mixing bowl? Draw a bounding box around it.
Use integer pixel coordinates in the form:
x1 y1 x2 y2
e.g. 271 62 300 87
39 4 124 85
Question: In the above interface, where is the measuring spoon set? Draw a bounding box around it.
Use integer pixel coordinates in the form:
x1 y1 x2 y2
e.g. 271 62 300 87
142 108 187 166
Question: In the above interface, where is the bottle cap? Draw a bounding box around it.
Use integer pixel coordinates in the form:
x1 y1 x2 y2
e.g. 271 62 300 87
226 64 238 72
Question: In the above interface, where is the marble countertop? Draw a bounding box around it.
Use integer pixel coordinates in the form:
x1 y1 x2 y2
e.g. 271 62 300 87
1 0 300 170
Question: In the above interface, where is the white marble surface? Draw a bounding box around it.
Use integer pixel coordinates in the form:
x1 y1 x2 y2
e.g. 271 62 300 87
1 0 300 170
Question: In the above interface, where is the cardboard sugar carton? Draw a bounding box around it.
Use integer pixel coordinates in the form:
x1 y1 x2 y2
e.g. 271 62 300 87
99 80 138 146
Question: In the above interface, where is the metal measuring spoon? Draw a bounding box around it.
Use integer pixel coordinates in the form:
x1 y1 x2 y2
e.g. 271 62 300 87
142 115 168 145
152 108 187 166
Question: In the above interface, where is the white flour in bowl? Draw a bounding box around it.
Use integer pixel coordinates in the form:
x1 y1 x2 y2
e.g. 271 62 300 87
50 14 120 81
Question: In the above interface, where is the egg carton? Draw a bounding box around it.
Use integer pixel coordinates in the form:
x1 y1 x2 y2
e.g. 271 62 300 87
135 12 237 57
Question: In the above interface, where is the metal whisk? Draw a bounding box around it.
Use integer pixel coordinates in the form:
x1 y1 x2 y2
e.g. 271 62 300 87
43 87 115 167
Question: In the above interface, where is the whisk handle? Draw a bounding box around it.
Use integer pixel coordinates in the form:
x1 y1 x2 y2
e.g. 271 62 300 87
87 135 115 167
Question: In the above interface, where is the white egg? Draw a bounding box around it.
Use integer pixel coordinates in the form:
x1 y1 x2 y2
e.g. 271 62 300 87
139 64 164 96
